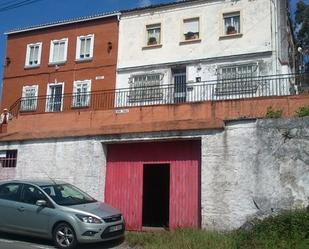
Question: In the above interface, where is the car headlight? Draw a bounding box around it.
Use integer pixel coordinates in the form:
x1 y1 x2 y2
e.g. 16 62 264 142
76 214 102 224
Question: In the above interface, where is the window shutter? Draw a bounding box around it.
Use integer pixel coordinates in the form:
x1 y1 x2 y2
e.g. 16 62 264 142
184 19 199 34
49 40 54 63
76 37 81 60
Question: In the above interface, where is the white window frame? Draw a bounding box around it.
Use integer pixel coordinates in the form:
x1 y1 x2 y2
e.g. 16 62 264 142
72 80 92 108
146 24 161 46
25 42 42 68
76 34 94 61
49 38 68 64
223 12 241 36
183 18 200 41
219 63 257 79
216 63 258 95
129 73 163 102
20 85 39 112
45 82 64 112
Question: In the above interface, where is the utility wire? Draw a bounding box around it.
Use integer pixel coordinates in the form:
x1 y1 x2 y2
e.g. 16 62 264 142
0 0 43 12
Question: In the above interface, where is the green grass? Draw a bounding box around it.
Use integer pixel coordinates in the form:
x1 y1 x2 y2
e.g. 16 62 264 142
126 210 309 249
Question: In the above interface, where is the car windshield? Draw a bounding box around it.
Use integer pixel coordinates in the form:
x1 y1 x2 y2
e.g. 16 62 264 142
41 184 97 206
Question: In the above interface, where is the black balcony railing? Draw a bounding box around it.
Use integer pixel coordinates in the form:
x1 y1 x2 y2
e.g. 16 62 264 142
9 74 308 118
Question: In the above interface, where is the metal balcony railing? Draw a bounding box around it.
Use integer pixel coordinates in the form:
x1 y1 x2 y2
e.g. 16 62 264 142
9 74 308 117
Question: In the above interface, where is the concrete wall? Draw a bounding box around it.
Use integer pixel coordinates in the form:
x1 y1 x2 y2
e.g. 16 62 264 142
201 117 309 230
0 137 106 201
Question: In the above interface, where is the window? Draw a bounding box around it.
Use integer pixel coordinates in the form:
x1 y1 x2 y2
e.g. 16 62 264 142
21 85 38 112
183 18 200 41
25 42 42 67
40 184 96 206
223 12 241 35
49 38 68 64
46 83 64 112
146 24 161 46
76 34 94 60
129 74 163 102
72 80 91 108
0 183 21 201
0 150 18 168
217 64 258 95
21 184 48 205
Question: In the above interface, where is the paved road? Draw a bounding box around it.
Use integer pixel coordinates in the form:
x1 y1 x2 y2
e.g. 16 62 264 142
0 232 128 249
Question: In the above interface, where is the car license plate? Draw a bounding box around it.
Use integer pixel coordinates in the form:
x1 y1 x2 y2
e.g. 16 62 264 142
109 224 122 232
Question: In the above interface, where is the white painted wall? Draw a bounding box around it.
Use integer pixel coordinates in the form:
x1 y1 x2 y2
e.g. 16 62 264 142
115 54 292 107
116 0 293 101
0 138 106 201
117 0 273 69
201 118 309 230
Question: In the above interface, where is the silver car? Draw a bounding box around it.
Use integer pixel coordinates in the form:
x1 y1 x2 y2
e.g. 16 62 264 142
0 179 125 249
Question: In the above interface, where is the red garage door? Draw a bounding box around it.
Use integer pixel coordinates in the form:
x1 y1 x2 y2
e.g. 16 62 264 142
105 140 201 231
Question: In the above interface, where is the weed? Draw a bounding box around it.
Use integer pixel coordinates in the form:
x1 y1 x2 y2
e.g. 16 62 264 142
126 209 309 249
295 106 309 117
266 106 283 118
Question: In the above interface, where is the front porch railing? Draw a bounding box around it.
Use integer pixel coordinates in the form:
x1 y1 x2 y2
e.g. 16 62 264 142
9 74 308 117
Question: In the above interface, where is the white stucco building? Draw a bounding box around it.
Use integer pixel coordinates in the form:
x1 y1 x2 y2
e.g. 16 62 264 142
116 0 295 106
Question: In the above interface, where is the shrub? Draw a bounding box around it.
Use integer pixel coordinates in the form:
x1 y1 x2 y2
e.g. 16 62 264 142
266 106 283 118
295 106 309 117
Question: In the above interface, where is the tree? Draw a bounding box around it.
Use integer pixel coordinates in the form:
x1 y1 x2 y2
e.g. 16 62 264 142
295 1 309 47
295 1 309 73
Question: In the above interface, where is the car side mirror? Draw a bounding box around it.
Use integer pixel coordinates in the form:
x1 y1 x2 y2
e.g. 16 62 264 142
36 200 47 207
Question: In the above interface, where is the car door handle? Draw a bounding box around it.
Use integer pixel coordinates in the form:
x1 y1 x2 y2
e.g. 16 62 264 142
17 207 25 212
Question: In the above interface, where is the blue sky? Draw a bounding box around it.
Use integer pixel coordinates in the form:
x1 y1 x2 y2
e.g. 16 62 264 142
0 0 306 92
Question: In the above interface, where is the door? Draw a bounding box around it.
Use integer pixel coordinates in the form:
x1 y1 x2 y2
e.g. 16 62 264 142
15 184 54 235
172 67 187 103
0 183 22 231
106 140 201 231
142 164 170 228
47 84 63 112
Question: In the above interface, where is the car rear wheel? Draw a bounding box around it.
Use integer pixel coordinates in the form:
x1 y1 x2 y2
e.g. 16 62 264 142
53 222 77 249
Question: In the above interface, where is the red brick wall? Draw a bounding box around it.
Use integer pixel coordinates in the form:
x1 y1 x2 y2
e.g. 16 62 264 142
2 16 119 109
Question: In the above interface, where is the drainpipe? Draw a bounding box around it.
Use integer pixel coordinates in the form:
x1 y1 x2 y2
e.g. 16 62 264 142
270 0 279 74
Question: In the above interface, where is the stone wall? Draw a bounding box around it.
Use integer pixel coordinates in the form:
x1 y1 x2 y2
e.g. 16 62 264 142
201 117 309 230
0 137 106 201
0 117 308 231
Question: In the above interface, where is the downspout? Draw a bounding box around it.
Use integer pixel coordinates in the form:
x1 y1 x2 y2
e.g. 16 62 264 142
270 0 279 74
115 13 121 90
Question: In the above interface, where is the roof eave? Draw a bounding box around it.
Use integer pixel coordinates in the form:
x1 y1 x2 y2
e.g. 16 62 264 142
5 12 121 35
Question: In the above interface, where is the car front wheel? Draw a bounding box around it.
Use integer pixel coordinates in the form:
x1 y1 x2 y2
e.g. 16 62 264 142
53 222 77 249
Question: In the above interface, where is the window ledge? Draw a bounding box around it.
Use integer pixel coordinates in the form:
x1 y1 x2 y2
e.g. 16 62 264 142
179 39 202 45
75 58 93 63
20 109 36 113
71 105 90 109
142 44 163 50
219 33 243 40
48 61 67 66
24 65 40 69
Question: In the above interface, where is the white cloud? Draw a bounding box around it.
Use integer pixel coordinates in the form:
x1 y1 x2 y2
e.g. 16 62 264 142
139 0 152 7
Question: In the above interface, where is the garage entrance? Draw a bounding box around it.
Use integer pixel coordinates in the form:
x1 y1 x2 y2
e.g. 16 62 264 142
142 164 170 228
105 140 201 231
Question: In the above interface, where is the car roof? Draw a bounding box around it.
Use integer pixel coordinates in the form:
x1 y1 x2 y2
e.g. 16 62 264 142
0 179 67 187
